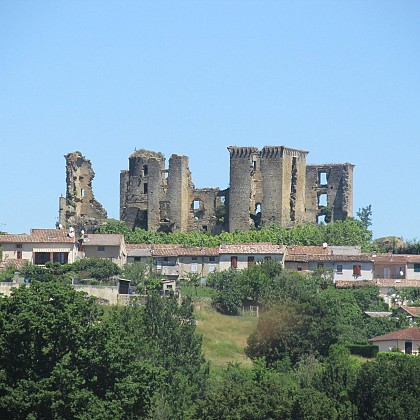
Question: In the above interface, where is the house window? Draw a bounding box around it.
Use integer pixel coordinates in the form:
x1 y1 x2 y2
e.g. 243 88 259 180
134 257 141 262
264 256 271 261
297 267 302 272
248 256 255 267
317 263 324 269
191 263 198 273
16 244 22 249
192 256 198 261
336 264 343 274
353 265 362 276
231 256 238 268
16 251 22 260
414 264 420 273
53 252 68 264
34 252 51 265
164 257 169 262
98 246 105 252
209 256 216 262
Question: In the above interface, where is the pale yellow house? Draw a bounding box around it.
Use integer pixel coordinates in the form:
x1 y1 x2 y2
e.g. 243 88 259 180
78 234 127 267
0 229 78 265
218 243 285 271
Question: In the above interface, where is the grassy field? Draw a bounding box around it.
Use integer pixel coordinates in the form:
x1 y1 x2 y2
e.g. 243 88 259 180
194 306 258 369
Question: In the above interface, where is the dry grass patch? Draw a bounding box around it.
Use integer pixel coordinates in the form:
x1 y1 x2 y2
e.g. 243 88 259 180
195 307 258 368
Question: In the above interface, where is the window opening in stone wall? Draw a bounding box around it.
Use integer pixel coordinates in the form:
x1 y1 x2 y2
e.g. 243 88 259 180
252 160 257 170
231 256 238 268
192 199 204 220
16 244 22 249
353 265 361 277
317 214 326 224
318 193 327 207
143 164 148 176
143 183 148 194
202 225 208 231
319 172 328 185
98 246 105 252
336 264 343 274
220 196 225 204
251 203 262 228
81 188 85 198
414 263 420 273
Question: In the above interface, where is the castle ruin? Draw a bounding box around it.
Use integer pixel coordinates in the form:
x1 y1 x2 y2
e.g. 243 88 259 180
58 152 107 232
120 146 354 233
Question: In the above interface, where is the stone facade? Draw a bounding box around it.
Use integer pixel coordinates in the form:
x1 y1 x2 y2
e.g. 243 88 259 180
58 152 107 233
120 150 226 234
120 146 354 232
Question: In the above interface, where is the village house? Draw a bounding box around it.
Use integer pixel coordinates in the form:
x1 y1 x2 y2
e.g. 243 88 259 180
392 306 420 324
0 229 78 265
78 233 127 267
284 245 374 282
368 327 420 355
218 243 286 271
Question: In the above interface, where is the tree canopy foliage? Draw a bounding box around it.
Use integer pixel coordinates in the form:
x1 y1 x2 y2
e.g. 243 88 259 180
96 218 373 250
0 281 206 419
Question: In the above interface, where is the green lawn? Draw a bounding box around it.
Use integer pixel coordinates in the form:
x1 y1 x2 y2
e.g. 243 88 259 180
194 306 258 368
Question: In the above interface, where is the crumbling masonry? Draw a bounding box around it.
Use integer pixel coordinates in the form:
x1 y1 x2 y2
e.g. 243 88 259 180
58 152 107 232
120 146 354 234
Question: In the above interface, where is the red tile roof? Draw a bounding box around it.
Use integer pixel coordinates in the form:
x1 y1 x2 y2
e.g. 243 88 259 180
335 280 376 288
219 243 285 255
375 279 420 288
0 229 76 244
398 306 420 318
368 327 420 342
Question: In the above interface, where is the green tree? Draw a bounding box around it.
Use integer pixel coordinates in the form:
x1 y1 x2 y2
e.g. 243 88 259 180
72 257 121 281
356 204 372 230
353 353 420 419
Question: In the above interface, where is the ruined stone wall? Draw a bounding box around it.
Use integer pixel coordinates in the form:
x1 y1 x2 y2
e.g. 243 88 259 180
120 150 165 230
305 163 354 224
59 152 107 233
227 147 258 231
167 155 191 232
119 146 354 234
188 188 221 233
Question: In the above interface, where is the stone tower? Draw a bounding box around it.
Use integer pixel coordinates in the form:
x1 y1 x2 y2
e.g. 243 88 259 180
58 152 107 233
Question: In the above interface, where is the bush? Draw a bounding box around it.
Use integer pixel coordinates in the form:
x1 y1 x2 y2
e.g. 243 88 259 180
346 344 379 358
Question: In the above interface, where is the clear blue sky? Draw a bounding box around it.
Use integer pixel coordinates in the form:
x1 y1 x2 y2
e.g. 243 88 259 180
1 1 419 240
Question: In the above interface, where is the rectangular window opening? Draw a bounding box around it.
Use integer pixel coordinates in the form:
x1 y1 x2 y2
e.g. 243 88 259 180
231 256 238 268
353 264 362 276
319 172 328 185
98 246 105 252
318 193 328 207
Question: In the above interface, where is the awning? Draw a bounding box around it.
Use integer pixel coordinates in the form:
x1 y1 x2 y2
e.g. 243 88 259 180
33 249 71 253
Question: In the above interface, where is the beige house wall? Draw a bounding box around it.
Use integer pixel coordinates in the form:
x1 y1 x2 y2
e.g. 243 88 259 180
1 243 77 264
406 263 420 280
178 256 219 279
219 254 283 272
83 244 127 267
374 339 420 355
